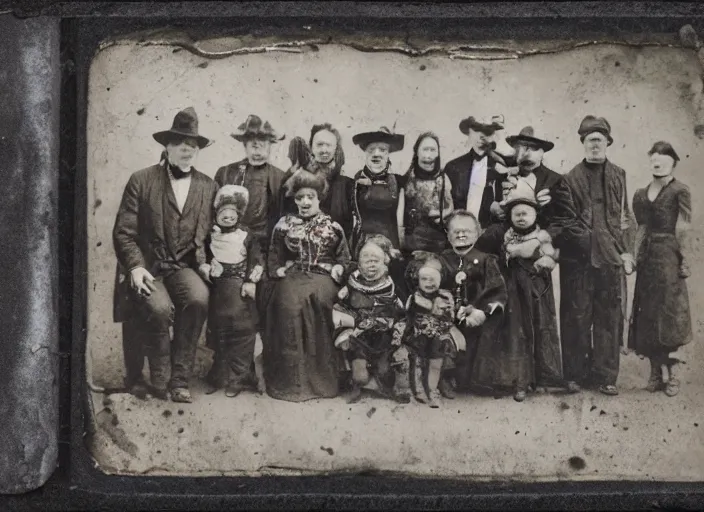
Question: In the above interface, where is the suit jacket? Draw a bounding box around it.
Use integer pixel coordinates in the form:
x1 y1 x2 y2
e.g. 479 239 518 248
214 159 284 247
112 163 218 322
561 159 636 263
445 149 513 228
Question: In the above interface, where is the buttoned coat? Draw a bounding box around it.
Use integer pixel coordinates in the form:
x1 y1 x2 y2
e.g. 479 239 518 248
112 163 218 322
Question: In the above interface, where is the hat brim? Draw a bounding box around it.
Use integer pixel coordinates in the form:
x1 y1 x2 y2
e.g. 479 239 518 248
579 130 614 146
502 197 539 210
352 132 405 153
231 131 285 143
459 118 502 135
505 134 554 152
153 130 211 149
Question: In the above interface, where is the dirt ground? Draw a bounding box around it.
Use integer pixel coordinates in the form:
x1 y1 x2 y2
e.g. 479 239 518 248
88 340 704 481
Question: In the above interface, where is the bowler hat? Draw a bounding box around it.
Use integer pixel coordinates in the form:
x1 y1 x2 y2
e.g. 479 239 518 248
506 126 555 152
231 114 285 143
578 115 613 146
459 115 505 135
152 107 212 149
352 126 404 153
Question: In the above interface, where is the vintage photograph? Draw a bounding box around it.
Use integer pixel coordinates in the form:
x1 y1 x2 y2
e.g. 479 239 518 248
85 32 704 479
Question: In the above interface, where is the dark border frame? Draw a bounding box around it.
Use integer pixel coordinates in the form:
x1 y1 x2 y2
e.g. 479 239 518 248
8 2 704 509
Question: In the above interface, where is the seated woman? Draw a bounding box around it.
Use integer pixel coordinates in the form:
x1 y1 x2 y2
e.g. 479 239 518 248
265 170 352 402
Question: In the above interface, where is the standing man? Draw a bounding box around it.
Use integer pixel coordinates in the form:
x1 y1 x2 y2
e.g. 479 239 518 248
205 115 285 390
215 114 286 253
113 107 218 403
445 115 516 229
560 116 636 396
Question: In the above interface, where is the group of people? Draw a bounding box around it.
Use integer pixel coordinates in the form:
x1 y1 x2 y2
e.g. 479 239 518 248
112 106 693 407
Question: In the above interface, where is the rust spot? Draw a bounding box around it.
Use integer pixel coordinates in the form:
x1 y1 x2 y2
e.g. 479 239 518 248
320 446 334 455
162 410 172 418
419 64 427 71
177 427 184 434
197 62 209 69
253 432 259 438
137 107 146 115
558 401 570 411
366 407 377 418
694 125 704 139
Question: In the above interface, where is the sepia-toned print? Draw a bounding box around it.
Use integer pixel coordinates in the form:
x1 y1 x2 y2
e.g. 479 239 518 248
86 34 704 479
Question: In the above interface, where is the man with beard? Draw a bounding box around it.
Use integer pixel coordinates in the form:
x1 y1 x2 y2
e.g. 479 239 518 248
560 116 636 396
113 107 218 403
445 115 516 229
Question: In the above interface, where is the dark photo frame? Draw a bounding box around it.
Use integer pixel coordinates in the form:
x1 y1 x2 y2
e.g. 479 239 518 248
2 1 704 509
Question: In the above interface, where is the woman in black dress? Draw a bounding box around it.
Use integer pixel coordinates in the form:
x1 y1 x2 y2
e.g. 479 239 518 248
349 126 407 298
628 141 692 397
399 131 454 255
265 170 352 402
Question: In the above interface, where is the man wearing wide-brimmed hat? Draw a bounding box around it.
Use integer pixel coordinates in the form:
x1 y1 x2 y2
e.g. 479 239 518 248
560 115 636 397
113 107 218 404
487 124 582 255
214 114 286 250
445 115 516 229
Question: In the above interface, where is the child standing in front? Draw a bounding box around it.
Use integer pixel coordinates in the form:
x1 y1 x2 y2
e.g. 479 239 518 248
203 185 266 397
394 253 466 408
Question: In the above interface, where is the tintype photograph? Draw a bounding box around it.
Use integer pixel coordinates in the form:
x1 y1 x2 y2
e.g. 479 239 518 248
83 26 704 481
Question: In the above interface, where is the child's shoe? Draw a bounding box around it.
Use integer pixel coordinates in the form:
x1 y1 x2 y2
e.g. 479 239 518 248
428 389 442 408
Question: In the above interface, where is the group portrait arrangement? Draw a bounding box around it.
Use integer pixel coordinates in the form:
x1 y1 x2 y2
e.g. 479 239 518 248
111 105 693 409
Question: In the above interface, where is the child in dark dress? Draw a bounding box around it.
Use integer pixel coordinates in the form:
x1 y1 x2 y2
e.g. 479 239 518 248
394 253 466 408
203 185 265 397
333 234 409 403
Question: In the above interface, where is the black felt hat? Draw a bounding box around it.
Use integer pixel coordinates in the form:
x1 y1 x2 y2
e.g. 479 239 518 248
152 107 212 149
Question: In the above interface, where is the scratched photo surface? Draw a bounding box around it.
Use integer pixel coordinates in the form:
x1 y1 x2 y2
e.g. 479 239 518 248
86 33 704 479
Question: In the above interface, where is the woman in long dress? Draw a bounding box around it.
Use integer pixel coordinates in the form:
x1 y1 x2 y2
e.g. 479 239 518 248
265 170 351 402
628 141 692 397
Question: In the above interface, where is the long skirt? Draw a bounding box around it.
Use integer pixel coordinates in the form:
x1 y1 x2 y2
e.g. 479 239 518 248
471 260 563 393
264 270 341 402
628 233 692 357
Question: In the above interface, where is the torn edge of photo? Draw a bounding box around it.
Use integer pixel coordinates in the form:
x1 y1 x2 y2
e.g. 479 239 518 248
4 2 704 510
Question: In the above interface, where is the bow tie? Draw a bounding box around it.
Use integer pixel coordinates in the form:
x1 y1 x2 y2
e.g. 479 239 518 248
471 152 487 162
169 165 192 180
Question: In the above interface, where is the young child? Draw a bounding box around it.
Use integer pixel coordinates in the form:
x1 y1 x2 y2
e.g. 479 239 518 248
477 180 562 401
436 210 507 395
203 185 266 397
333 234 409 404
394 253 466 408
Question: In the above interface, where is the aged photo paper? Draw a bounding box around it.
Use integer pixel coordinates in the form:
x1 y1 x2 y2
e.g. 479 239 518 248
86 31 704 480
